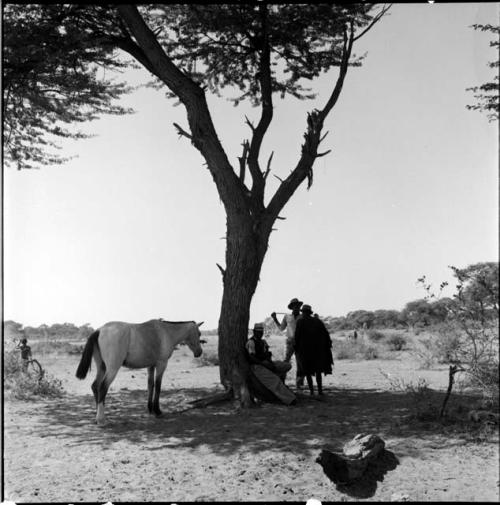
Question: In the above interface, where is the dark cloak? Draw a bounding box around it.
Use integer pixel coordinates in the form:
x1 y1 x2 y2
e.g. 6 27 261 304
294 315 334 375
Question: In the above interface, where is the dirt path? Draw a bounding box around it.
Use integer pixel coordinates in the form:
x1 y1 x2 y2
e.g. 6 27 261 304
3 349 499 502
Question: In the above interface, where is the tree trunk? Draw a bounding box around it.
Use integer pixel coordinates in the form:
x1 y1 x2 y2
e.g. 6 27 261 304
217 213 269 405
440 364 458 418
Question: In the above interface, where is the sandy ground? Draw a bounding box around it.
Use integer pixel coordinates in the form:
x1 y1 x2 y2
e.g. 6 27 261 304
3 336 499 502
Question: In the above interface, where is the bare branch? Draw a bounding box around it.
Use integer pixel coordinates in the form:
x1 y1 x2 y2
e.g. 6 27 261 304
117 5 247 215
238 140 250 183
316 150 332 158
318 23 354 122
216 263 226 278
276 216 286 220
264 150 274 179
353 4 392 42
319 131 330 144
245 115 255 132
273 174 284 183
246 2 273 202
173 122 193 141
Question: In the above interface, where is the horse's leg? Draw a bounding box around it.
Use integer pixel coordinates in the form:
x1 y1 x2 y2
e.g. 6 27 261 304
147 366 155 414
91 363 106 406
152 361 168 417
95 367 119 425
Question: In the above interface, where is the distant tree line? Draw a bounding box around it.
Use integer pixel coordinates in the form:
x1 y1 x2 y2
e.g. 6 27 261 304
3 321 95 341
4 262 497 338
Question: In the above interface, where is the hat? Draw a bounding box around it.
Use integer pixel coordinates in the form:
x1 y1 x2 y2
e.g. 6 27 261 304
300 304 313 313
288 297 303 309
253 322 265 331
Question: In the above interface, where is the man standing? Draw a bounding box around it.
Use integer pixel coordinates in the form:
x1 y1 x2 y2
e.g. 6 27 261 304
271 297 305 388
294 304 334 396
17 338 32 372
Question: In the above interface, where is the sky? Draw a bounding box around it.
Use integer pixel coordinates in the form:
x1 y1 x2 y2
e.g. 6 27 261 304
3 3 499 330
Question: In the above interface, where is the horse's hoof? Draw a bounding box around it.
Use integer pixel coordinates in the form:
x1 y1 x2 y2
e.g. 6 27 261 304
154 411 163 418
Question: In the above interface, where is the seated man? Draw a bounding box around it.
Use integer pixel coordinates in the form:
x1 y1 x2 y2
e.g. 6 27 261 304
245 323 295 405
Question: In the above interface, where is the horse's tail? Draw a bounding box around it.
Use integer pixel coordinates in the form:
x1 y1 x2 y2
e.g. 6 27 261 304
76 330 100 379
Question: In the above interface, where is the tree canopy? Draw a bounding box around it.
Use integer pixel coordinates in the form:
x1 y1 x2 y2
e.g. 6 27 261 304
466 23 499 122
2 4 133 170
3 3 388 173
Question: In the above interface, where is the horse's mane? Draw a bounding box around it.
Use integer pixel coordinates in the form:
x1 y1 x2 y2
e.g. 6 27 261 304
159 318 195 325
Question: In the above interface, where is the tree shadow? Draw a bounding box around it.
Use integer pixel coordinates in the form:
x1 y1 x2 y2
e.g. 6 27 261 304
10 384 473 460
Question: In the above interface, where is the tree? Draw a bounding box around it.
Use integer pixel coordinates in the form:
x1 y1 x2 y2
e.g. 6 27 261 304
419 263 499 415
401 299 436 328
372 309 402 328
2 4 133 170
345 309 375 330
466 24 499 122
4 4 389 403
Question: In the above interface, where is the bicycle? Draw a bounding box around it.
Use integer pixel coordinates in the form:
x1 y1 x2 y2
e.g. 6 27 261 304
24 359 45 381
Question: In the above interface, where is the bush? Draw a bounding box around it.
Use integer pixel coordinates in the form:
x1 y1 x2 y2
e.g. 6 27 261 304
462 361 499 401
431 329 462 364
4 350 65 400
412 340 437 369
31 340 84 355
386 333 407 351
194 349 219 367
334 340 379 360
334 340 358 360
5 372 65 400
367 329 386 342
380 370 437 420
361 345 379 360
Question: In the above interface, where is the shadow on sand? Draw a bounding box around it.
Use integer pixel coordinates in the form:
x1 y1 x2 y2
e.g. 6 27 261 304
317 448 400 498
23 384 465 458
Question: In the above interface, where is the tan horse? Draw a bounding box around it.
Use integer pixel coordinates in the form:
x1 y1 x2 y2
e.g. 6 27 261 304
76 319 203 425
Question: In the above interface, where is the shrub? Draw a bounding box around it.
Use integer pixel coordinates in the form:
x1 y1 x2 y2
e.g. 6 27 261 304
431 329 462 364
361 345 379 360
412 340 437 369
367 329 386 342
31 340 84 355
334 339 359 360
380 370 437 420
194 349 219 367
334 340 380 360
5 372 65 400
386 333 407 351
4 350 65 400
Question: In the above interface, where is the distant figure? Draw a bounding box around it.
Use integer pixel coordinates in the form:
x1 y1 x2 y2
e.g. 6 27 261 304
271 297 305 389
294 304 334 396
353 330 358 341
246 323 295 405
17 338 32 371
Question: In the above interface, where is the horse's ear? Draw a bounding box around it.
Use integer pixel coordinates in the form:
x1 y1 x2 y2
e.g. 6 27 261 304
197 321 204 327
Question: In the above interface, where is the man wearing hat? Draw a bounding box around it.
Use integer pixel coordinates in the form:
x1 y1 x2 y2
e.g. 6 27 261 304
245 322 295 405
271 297 305 389
294 304 334 396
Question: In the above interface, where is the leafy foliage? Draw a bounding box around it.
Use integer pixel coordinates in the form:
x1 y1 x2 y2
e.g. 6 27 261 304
150 4 373 105
4 349 65 400
419 262 499 400
3 4 134 170
466 24 499 122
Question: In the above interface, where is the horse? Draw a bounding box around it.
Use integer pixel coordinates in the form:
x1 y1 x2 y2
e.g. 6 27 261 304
75 318 203 425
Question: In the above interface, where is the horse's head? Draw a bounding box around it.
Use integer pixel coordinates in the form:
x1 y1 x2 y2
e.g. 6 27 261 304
186 321 204 358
